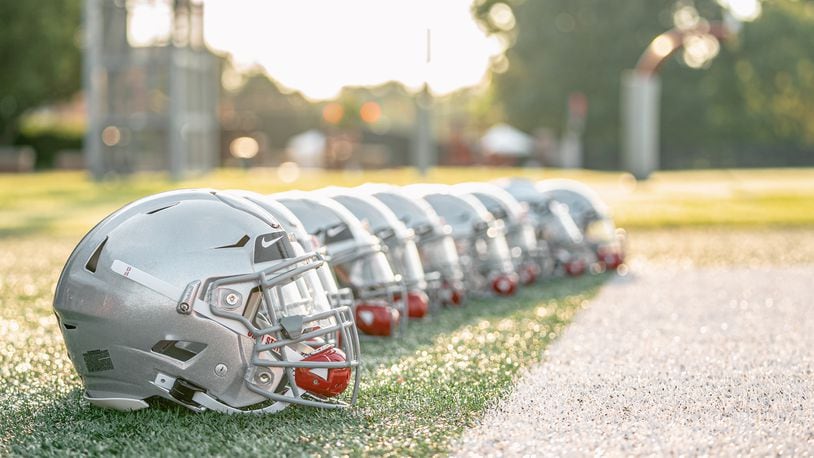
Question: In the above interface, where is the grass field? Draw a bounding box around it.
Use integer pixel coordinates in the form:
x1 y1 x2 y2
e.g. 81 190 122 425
1 167 813 456
1 167 813 237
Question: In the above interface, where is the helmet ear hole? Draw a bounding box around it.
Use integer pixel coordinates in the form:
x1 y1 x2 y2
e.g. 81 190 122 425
151 340 207 362
55 313 77 330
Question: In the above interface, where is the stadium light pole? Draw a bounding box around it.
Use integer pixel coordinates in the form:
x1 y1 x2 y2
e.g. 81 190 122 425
413 28 433 177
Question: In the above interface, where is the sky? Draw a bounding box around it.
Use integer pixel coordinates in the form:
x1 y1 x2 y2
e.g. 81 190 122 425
200 0 504 100
128 0 762 101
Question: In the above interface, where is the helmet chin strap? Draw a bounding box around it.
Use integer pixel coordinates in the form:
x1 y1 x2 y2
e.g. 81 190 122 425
151 372 290 415
193 391 288 415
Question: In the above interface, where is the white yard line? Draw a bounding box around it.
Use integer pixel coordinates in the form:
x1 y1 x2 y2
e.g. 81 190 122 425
456 266 814 456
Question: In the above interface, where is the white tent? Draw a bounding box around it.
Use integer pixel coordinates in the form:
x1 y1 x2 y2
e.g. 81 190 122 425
286 129 326 168
480 123 535 157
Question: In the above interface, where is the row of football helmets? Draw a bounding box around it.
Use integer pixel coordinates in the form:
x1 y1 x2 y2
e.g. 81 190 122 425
53 177 626 414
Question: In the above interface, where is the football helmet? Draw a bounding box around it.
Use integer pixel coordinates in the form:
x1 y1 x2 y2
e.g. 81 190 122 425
364 184 467 307
495 178 594 276
405 184 518 297
454 182 553 285
323 188 434 318
535 179 626 270
53 190 361 413
273 191 407 337
225 190 356 319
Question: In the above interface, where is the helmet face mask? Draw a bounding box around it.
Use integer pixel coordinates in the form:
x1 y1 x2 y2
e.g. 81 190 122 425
496 179 596 276
227 190 358 314
416 188 517 296
534 179 625 270
325 190 434 316
462 220 518 295
330 242 408 336
374 227 425 289
459 182 550 284
53 191 362 414
370 188 467 306
414 227 466 306
194 251 361 409
274 194 408 337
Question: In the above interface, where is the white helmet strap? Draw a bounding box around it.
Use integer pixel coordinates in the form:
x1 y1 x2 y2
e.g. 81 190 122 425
110 259 252 337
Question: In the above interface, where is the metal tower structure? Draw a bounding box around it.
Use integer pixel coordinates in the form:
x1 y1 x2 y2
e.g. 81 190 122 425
84 0 219 180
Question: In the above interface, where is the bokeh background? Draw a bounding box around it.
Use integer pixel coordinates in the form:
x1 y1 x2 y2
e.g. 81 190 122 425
1 0 813 178
2 2 814 455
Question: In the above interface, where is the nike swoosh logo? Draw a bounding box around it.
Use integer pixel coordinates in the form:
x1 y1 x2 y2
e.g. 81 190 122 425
261 235 283 248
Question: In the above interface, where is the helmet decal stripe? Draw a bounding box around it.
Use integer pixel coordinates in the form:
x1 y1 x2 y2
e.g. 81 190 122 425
111 259 181 299
110 259 252 336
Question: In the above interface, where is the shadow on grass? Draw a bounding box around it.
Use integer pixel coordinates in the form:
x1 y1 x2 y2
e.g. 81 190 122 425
3 274 609 457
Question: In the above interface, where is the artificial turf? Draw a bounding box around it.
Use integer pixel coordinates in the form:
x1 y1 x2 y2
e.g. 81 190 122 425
0 233 606 456
2 167 813 456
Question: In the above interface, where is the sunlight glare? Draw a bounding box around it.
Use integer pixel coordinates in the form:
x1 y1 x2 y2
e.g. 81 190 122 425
127 0 172 47
202 0 502 100
717 0 762 22
651 34 677 59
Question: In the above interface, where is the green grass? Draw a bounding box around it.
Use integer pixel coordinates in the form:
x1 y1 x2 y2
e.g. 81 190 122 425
2 167 813 456
2 167 813 237
0 233 606 456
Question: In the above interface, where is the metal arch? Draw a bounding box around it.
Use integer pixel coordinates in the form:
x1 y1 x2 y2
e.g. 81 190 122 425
635 22 732 77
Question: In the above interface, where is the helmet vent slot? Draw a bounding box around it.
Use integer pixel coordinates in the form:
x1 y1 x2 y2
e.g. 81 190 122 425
146 202 179 214
215 235 250 249
55 313 77 330
85 237 108 273
151 340 207 362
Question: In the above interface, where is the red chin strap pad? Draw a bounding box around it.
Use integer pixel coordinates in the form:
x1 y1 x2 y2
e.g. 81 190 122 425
492 274 518 296
294 346 351 398
597 246 624 270
354 303 400 336
519 264 539 285
605 252 623 269
406 290 429 318
442 282 465 307
565 259 585 276
449 288 464 306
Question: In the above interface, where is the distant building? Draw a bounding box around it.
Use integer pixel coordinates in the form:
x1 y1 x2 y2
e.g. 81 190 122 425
84 0 219 179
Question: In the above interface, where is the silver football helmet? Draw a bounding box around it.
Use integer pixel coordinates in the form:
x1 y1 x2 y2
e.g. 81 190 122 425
405 184 519 297
322 187 435 318
495 178 594 276
273 191 408 337
454 182 553 284
364 184 467 307
535 179 626 270
53 189 361 414
227 190 356 313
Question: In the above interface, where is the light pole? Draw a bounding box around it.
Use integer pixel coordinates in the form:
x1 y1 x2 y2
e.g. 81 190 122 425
414 28 433 177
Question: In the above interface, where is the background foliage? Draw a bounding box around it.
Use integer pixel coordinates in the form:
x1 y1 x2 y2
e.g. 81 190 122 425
473 0 814 169
0 0 82 144
2 0 814 171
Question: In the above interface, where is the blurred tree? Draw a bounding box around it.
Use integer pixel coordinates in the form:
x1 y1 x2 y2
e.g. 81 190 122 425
0 0 82 144
219 63 320 164
660 0 814 168
474 0 814 168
